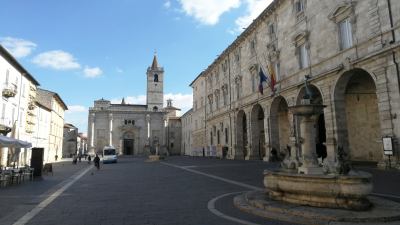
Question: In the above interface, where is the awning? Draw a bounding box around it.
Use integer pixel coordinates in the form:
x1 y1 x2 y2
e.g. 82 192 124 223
0 135 32 148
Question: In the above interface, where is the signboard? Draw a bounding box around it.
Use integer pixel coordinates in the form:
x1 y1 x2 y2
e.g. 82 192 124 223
383 137 393 156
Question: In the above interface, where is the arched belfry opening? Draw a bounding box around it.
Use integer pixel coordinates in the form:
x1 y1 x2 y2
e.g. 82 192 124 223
334 68 382 163
250 104 265 160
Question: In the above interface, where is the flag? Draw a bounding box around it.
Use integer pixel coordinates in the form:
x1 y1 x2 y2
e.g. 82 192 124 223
267 64 276 92
258 67 268 95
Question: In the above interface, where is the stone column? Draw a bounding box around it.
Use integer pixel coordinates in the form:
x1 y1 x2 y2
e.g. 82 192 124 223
89 113 95 155
245 110 252 160
263 113 271 161
287 112 298 161
298 114 323 175
119 139 123 155
146 114 151 148
109 113 113 146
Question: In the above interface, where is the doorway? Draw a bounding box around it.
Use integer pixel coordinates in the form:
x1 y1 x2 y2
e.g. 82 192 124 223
123 139 134 155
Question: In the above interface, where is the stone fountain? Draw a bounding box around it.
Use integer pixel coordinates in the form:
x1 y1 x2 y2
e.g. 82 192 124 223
234 76 400 224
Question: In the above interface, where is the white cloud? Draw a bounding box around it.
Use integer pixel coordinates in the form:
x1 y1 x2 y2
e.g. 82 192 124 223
178 0 241 25
234 0 273 32
0 37 37 58
66 105 87 113
164 93 192 114
84 66 103 78
164 0 171 9
32 50 81 70
111 95 147 105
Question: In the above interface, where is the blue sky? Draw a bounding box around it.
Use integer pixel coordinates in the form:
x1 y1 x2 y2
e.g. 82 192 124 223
0 0 272 134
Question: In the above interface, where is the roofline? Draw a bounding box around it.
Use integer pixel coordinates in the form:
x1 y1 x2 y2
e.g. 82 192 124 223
181 108 193 117
0 44 40 86
110 104 147 107
36 101 52 112
188 0 281 83
38 88 68 110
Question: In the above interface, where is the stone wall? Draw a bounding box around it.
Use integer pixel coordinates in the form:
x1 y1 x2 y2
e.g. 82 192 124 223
189 0 400 166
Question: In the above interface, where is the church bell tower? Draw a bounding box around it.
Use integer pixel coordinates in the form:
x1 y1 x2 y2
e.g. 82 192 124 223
146 53 164 111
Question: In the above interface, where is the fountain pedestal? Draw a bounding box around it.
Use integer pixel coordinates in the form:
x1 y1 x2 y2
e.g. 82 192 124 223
290 103 325 175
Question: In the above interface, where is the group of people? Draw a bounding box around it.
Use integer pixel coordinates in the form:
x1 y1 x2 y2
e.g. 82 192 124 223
71 154 101 170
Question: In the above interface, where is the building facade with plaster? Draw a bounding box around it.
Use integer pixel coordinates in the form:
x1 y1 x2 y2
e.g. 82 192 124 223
0 45 40 167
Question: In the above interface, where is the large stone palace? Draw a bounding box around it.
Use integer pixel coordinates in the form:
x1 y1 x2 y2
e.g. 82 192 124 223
87 55 181 156
183 0 400 168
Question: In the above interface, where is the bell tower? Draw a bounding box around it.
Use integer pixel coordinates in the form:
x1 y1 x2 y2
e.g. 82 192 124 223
146 53 164 111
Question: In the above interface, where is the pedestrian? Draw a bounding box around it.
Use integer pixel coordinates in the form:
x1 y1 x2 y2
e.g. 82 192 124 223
78 154 82 162
55 154 58 161
94 154 100 170
87 155 92 164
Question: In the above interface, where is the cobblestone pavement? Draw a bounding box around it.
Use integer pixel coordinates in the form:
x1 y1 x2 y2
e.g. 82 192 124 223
0 156 399 225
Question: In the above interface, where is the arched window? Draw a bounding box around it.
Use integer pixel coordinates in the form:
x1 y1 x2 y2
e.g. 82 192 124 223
154 74 159 82
153 106 158 112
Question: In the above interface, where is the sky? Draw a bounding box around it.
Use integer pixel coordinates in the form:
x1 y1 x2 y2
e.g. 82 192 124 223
0 0 272 134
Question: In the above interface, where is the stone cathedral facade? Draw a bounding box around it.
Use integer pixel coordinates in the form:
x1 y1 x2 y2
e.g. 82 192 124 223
87 55 176 156
187 0 400 169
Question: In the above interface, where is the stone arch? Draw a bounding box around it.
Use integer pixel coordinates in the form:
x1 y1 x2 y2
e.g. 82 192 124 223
270 96 290 156
296 84 324 105
236 110 247 159
334 68 382 162
250 104 265 160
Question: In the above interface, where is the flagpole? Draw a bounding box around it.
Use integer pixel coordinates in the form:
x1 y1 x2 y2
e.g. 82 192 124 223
254 49 272 90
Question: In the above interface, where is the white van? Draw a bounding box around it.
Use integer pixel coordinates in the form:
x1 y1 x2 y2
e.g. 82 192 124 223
103 146 117 163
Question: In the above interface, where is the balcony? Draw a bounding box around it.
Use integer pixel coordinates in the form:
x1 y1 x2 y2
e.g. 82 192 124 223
2 83 17 98
28 101 37 110
25 126 34 134
0 117 12 136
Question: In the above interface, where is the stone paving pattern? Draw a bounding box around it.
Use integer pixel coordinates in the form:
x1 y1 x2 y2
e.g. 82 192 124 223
0 156 399 225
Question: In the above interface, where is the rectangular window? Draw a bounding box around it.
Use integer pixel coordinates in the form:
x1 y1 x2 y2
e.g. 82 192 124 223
252 74 256 92
223 92 227 106
22 83 26 97
274 62 280 81
269 23 275 35
339 18 353 50
225 128 228 144
5 70 9 85
1 103 5 120
236 84 240 100
19 109 24 127
295 0 304 13
299 44 309 69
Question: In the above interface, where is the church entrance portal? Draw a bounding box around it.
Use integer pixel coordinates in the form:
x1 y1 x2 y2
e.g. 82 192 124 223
123 139 134 155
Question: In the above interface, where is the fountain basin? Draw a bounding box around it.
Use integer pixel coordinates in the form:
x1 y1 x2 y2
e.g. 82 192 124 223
264 169 373 210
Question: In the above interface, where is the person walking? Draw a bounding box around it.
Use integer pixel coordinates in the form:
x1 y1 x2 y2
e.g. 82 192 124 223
72 155 77 164
94 154 100 170
87 155 92 164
